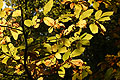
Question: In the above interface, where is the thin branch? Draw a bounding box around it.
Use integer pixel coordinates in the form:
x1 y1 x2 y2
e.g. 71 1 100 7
18 0 34 79
0 25 23 32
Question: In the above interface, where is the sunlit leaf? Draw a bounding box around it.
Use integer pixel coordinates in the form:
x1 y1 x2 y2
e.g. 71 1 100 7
27 38 34 45
63 39 71 47
101 11 114 17
95 10 102 20
2 45 8 53
88 0 94 5
58 67 65 78
5 36 11 42
99 17 110 21
71 59 83 66
55 53 61 59
63 63 71 68
74 4 82 18
44 43 52 53
82 34 93 40
52 44 58 52
11 30 18 40
93 1 99 10
76 20 87 28
2 56 9 64
79 9 94 20
32 16 37 25
63 51 71 61
34 24 40 28
0 11 6 18
43 0 53 15
12 10 21 17
70 47 85 57
0 54 5 58
99 23 106 32
37 77 43 80
24 19 32 27
89 23 98 34
48 27 53 33
0 0 3 9
43 17 54 26
58 47 68 53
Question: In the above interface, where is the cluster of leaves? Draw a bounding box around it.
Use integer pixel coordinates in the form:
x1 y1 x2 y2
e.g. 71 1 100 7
90 51 120 80
0 0 115 80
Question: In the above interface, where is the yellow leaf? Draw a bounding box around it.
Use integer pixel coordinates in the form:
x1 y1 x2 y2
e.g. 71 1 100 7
101 11 114 17
99 17 110 21
63 63 71 68
11 30 18 40
88 0 94 5
99 23 106 32
64 39 71 47
0 11 6 18
12 10 21 17
0 54 5 58
76 20 87 28
37 77 43 80
70 47 85 57
93 1 99 10
43 0 53 15
95 10 102 20
14 55 20 60
82 34 93 40
58 67 65 78
63 51 71 61
24 19 32 27
2 56 9 64
48 27 53 33
2 45 8 53
58 47 68 53
71 59 83 66
89 23 98 34
79 9 94 20
52 44 58 52
43 17 54 26
5 36 11 42
0 0 3 9
74 4 82 18
34 24 40 28
55 53 61 59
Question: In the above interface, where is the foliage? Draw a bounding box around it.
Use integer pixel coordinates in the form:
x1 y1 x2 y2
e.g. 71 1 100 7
0 0 118 80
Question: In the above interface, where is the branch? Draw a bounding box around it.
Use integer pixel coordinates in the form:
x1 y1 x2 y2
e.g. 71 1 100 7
18 0 34 79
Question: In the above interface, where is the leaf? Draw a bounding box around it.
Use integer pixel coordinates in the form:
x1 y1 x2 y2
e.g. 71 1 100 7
27 38 34 45
99 23 106 32
82 34 93 40
24 19 32 27
64 39 71 47
76 20 87 28
99 17 110 21
2 45 8 53
95 10 102 20
11 30 18 40
105 67 113 80
48 27 53 33
52 44 58 52
55 53 61 59
70 47 85 57
44 43 52 53
12 10 21 17
43 17 54 26
43 0 53 15
2 56 9 64
88 0 94 5
32 16 37 25
101 11 114 17
0 11 6 18
0 0 3 9
79 9 94 20
63 51 71 61
71 59 83 66
0 54 6 58
58 47 68 53
80 40 90 46
89 23 98 34
74 4 82 18
5 36 11 42
58 67 65 78
63 63 71 68
93 1 99 10
82 70 88 79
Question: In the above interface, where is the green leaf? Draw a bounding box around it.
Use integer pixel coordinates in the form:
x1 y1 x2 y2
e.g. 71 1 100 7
58 67 65 78
79 9 94 20
93 1 99 10
52 44 58 52
43 0 53 15
55 53 61 59
24 19 32 27
11 30 18 40
95 10 102 20
101 11 114 17
63 51 71 61
70 47 85 57
2 45 8 53
99 17 110 21
89 23 98 34
2 56 9 64
105 67 113 80
0 0 3 9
